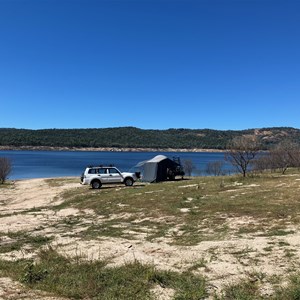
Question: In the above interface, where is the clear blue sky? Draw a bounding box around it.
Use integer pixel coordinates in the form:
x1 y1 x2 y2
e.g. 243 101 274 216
0 0 299 130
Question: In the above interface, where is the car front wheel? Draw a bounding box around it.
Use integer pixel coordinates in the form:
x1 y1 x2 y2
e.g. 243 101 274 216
124 178 133 186
91 180 102 189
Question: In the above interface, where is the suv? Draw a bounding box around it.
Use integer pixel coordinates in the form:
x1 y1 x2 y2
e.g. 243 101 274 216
81 166 140 189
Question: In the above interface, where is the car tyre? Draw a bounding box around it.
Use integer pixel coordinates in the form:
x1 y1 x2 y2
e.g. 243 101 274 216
91 180 102 189
124 178 133 186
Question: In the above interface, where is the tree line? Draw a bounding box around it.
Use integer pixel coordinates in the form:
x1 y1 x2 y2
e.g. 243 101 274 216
1 127 300 150
185 136 300 178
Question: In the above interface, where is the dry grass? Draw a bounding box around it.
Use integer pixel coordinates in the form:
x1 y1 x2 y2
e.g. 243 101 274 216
51 172 300 245
2 171 300 299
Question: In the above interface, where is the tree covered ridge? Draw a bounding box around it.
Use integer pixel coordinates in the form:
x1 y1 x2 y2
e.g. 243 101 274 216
0 127 299 150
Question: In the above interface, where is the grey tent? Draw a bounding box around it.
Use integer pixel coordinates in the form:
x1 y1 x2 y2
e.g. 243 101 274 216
137 155 184 183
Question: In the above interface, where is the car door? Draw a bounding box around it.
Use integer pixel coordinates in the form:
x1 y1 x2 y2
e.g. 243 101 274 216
98 168 110 183
108 168 123 183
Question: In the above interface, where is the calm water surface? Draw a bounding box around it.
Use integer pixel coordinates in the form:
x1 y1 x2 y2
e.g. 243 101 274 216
0 150 230 180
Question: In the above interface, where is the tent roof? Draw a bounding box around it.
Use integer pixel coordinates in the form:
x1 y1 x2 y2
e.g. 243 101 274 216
147 155 168 163
135 155 170 168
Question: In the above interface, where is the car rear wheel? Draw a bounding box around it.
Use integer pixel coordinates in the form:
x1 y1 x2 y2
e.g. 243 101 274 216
124 178 133 186
91 180 102 189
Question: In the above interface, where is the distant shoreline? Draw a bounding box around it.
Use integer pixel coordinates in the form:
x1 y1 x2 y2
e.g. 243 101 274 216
0 145 225 153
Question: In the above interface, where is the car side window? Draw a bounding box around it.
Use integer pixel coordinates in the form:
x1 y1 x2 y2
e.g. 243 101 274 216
98 168 107 174
88 169 97 174
109 168 120 174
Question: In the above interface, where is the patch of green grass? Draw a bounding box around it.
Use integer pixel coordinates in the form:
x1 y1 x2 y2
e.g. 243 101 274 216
273 273 300 299
212 272 300 300
172 222 229 246
214 272 300 300
236 224 267 236
259 227 295 237
230 246 260 266
3 245 300 299
0 232 53 254
263 246 273 252
215 279 263 300
278 241 290 247
50 171 300 245
284 248 297 259
0 248 207 300
144 223 173 242
187 258 208 272
83 221 134 240
80 217 174 242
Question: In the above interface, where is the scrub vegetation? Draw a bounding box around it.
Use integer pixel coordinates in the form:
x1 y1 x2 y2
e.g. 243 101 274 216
1 126 300 150
0 248 207 300
51 171 300 245
2 171 300 299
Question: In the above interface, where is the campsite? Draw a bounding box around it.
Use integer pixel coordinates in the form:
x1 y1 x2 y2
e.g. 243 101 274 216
2 0 300 298
136 155 185 182
1 169 300 299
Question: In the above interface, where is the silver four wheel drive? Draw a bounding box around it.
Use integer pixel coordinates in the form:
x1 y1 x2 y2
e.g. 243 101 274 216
81 166 140 189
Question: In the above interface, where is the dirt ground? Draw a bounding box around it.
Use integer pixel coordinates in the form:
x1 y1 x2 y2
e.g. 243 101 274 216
1 178 300 299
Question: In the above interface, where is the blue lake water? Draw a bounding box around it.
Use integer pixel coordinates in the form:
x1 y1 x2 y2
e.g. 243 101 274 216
0 150 231 180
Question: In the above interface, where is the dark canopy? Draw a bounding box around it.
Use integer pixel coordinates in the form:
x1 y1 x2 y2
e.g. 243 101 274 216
137 155 184 182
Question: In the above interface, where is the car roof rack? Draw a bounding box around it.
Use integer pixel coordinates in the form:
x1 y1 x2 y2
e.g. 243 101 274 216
87 164 115 168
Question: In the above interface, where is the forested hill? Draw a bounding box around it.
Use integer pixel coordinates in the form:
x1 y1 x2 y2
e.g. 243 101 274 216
0 127 300 150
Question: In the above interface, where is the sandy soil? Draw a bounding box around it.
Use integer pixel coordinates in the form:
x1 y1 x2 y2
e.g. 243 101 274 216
1 178 300 299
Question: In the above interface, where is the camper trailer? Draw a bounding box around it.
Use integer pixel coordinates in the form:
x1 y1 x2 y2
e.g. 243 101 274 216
137 155 184 183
